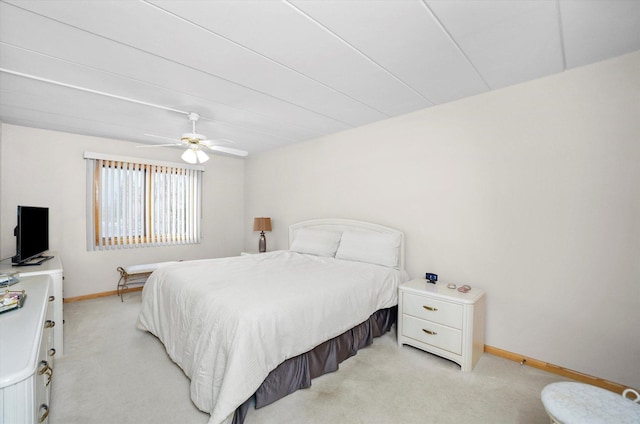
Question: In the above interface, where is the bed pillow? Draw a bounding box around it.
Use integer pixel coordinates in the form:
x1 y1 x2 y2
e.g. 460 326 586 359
335 230 402 268
289 228 342 257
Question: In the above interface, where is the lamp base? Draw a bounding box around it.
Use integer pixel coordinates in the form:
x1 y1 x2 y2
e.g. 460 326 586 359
259 232 266 253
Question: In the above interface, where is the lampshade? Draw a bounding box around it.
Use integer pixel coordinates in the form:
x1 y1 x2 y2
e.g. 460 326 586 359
253 217 272 232
181 148 197 164
195 149 210 163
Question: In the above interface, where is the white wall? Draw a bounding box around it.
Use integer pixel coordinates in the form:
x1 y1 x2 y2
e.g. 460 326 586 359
0 125 245 298
0 124 3 239
244 52 640 388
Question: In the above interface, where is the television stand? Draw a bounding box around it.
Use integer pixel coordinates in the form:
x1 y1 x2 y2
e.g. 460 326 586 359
14 255 54 267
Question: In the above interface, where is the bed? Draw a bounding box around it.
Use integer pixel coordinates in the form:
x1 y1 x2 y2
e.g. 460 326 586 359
137 218 410 424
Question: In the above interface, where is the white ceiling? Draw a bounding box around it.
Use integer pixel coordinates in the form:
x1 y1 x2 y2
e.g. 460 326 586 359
1 0 639 156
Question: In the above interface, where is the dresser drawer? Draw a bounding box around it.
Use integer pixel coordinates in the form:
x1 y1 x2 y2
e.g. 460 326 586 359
401 314 462 355
403 293 463 329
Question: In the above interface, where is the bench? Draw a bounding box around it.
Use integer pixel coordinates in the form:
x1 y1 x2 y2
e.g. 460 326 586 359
116 262 178 301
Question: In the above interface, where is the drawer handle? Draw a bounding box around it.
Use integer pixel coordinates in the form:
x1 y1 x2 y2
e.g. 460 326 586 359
422 329 438 336
423 305 438 312
38 360 50 375
38 404 49 423
49 295 55 302
39 361 53 387
48 348 57 357
45 320 55 328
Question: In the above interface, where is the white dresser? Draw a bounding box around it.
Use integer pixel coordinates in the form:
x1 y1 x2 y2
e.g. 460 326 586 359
0 275 55 423
0 255 64 356
398 279 485 371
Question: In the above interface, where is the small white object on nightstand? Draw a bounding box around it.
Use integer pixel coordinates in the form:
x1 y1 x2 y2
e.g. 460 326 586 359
397 279 485 371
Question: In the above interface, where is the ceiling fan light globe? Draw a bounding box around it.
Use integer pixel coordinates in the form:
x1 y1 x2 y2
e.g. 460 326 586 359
196 150 210 163
181 148 198 164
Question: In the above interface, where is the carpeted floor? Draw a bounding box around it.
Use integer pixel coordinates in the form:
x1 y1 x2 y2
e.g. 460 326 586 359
50 292 562 423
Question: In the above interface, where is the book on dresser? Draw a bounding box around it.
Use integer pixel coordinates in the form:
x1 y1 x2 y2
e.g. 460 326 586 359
0 272 20 288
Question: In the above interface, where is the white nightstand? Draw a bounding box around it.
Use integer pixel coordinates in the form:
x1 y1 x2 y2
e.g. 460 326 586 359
398 279 485 371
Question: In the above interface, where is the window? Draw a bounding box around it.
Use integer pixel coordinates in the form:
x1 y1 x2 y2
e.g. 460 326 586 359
85 153 203 250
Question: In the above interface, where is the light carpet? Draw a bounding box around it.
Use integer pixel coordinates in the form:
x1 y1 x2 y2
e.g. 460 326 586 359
50 292 563 423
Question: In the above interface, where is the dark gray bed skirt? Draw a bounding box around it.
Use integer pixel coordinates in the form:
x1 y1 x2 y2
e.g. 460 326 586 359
233 306 397 424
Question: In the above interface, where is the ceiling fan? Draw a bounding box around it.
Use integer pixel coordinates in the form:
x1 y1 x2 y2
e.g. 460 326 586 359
140 112 248 163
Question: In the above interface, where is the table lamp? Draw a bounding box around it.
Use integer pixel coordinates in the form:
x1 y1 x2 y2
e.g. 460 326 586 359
253 217 272 253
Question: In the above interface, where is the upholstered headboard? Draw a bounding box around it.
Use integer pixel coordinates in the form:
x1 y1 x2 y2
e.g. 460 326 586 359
288 218 405 269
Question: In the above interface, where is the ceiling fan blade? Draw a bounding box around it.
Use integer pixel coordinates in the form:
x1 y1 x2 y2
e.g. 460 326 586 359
206 145 248 157
200 138 236 146
144 133 180 142
136 143 184 148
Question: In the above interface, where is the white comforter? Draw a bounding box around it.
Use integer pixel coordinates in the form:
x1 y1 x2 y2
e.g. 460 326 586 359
137 250 409 424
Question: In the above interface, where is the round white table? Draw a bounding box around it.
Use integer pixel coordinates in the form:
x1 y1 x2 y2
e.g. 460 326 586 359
541 382 640 424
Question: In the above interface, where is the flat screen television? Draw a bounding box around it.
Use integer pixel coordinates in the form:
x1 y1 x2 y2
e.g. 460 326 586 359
11 205 52 266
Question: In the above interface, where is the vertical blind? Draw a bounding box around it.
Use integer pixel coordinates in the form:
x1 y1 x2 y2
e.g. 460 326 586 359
85 153 203 250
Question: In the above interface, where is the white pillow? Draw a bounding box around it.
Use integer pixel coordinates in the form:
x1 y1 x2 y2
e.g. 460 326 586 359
289 228 342 257
335 231 402 268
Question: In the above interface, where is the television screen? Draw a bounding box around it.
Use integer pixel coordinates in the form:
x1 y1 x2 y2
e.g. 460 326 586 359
12 206 49 265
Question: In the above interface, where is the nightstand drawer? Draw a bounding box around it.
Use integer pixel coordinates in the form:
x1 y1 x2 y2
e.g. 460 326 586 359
402 314 462 355
403 293 463 329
